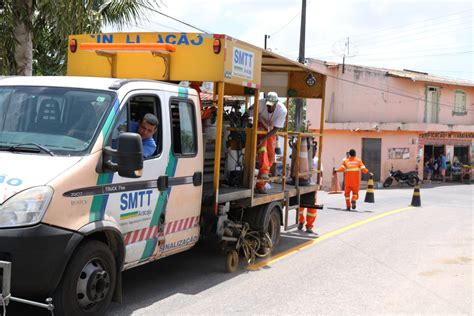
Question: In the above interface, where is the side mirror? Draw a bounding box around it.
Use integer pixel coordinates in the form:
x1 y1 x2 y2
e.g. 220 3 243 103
103 133 143 178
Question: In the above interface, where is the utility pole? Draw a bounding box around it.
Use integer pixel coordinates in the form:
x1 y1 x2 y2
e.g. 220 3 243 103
264 34 270 50
295 0 306 131
342 36 349 74
298 0 306 64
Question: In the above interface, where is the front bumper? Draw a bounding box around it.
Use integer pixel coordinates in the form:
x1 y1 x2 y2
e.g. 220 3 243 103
0 224 83 298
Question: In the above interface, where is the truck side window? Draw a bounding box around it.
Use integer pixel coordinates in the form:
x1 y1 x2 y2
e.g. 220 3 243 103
170 99 197 156
108 95 162 158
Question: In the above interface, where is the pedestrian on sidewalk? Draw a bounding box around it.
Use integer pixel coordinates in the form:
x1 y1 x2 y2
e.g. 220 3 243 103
333 149 372 210
440 153 447 182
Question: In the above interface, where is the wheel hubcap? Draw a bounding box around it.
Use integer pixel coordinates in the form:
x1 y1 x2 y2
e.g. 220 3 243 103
76 259 111 310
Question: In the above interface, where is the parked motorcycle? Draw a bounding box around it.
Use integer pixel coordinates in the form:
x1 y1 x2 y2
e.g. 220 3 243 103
383 165 419 187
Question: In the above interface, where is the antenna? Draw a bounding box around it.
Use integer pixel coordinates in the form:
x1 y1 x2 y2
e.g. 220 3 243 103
332 37 358 73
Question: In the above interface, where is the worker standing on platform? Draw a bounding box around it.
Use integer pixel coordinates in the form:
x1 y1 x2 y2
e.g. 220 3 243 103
333 149 372 210
298 140 322 236
248 92 288 194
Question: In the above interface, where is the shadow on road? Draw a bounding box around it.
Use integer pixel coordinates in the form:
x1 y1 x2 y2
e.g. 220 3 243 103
326 207 374 213
7 229 321 316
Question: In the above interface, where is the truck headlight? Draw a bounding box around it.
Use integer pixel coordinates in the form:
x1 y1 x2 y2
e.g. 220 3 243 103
0 186 53 228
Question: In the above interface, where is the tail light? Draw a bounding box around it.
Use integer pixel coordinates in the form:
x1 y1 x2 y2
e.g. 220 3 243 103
69 39 77 53
213 39 221 54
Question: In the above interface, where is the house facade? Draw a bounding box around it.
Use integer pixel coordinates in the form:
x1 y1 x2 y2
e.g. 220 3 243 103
306 59 474 187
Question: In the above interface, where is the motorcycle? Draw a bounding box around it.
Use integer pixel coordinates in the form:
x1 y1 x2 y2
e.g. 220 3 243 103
383 165 419 187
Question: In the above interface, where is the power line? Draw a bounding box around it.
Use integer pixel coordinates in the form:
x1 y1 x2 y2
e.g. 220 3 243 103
351 21 473 50
303 44 474 60
141 4 210 33
350 10 473 41
281 18 473 56
352 12 473 44
271 12 300 37
350 50 474 62
141 20 183 32
277 10 472 55
270 0 313 37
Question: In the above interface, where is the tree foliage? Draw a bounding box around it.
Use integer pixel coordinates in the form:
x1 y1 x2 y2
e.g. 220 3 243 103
0 0 160 75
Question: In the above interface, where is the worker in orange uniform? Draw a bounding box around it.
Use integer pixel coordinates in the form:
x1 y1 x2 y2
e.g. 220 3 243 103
298 141 322 236
248 92 287 194
333 149 373 210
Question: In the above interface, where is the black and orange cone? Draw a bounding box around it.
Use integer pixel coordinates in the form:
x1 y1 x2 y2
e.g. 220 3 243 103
410 179 421 207
329 170 342 194
364 174 375 203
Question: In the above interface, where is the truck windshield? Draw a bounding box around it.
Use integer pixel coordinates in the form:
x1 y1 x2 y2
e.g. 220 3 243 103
0 86 116 156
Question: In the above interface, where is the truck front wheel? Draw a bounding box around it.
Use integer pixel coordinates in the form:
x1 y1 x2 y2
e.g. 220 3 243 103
53 240 116 315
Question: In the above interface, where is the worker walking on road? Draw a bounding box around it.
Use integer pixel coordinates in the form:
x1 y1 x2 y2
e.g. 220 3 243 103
248 91 288 194
333 149 372 210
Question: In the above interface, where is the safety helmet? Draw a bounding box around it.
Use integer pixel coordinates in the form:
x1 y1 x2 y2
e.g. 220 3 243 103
265 91 279 106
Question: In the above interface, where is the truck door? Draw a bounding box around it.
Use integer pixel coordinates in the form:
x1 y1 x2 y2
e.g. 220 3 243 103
157 94 203 255
105 91 170 266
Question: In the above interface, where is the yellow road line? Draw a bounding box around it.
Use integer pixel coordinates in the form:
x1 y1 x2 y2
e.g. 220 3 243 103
247 206 414 271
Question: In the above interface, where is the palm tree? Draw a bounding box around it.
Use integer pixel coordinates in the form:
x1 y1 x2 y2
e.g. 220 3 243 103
0 0 161 75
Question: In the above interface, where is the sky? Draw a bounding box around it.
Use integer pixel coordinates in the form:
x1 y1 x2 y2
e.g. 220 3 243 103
105 0 473 81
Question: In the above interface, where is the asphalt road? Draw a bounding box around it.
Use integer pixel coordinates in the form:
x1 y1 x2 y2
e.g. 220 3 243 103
6 182 473 315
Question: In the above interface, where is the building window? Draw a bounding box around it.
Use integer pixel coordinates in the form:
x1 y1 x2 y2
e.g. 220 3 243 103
425 86 439 123
453 90 467 115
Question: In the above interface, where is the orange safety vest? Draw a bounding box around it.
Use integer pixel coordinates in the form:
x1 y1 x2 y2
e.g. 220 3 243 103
336 157 368 184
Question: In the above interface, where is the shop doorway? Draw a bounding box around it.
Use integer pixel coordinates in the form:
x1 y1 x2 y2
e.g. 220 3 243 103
424 145 444 161
423 145 444 179
454 146 469 164
362 138 381 181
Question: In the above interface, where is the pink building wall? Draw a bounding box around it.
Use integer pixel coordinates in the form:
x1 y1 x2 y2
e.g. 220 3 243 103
318 65 474 125
306 60 474 187
315 130 420 187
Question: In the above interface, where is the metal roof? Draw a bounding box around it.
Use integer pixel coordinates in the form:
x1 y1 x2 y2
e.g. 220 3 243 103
310 58 474 87
386 69 474 87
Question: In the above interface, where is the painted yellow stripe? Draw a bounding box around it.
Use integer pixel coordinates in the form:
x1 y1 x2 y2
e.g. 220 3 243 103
247 206 414 271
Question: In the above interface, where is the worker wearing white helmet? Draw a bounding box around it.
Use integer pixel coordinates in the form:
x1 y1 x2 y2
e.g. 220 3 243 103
248 91 288 194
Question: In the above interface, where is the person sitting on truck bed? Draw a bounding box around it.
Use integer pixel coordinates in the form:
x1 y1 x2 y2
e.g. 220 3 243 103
129 113 158 158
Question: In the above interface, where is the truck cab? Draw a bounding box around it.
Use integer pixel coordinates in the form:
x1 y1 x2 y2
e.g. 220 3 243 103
0 76 203 314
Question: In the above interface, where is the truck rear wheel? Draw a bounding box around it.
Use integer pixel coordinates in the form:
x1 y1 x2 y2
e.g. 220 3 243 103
53 240 116 315
241 202 282 253
265 206 281 248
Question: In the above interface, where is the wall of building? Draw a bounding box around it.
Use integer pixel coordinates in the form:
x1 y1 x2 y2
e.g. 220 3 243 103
434 84 473 125
307 63 474 127
306 60 474 188
319 130 421 188
323 66 423 123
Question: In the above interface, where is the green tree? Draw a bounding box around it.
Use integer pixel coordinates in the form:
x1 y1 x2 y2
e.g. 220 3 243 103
0 0 160 76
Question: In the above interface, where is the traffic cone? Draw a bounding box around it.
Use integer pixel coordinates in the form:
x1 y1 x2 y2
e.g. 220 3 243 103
410 179 421 207
328 171 342 194
291 137 310 185
364 175 375 203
